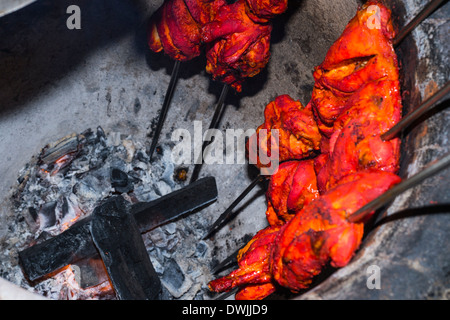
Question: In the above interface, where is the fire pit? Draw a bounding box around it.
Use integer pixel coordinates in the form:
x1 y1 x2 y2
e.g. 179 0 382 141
0 0 448 300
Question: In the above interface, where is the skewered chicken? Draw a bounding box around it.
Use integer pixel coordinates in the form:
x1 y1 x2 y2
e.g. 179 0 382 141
202 0 288 91
148 0 226 61
208 225 280 300
247 95 321 169
209 171 401 296
265 160 319 226
209 1 403 299
271 171 401 291
148 0 288 90
317 79 402 192
311 0 399 139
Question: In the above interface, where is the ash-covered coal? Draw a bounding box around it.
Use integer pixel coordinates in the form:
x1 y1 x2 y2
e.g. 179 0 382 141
0 127 228 300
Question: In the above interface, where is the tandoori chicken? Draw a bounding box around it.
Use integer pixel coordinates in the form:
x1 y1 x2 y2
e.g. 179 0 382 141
202 0 288 91
209 1 403 300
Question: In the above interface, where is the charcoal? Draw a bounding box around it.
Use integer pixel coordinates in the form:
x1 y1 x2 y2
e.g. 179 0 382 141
90 196 161 300
59 197 69 220
73 175 110 202
73 256 109 289
39 133 80 165
134 150 149 163
96 126 107 145
81 128 96 145
57 195 80 227
24 207 39 234
18 177 218 283
28 207 38 222
38 201 57 229
9 125 219 300
162 259 184 288
161 258 186 296
195 241 208 258
110 168 133 194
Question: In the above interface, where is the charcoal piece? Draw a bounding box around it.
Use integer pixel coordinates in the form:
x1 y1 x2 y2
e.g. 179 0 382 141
73 256 110 289
73 175 110 201
131 176 218 233
81 128 96 145
195 241 208 258
60 197 69 219
18 177 218 282
90 196 161 300
24 207 39 234
39 133 80 165
96 126 107 146
111 168 128 187
28 207 38 221
38 201 57 229
162 258 184 290
19 216 98 281
134 150 149 163
110 168 133 193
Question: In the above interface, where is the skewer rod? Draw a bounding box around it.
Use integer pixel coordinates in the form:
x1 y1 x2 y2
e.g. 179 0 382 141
381 81 450 141
149 60 182 160
348 152 450 223
190 84 230 183
393 0 447 47
202 174 265 240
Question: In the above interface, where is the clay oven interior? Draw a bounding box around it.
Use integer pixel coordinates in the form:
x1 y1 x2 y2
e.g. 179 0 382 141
0 0 448 299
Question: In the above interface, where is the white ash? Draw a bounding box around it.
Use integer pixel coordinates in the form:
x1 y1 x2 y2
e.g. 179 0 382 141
0 126 230 300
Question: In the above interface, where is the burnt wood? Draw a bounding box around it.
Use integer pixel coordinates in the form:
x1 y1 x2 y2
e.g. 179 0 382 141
90 196 161 300
19 176 218 281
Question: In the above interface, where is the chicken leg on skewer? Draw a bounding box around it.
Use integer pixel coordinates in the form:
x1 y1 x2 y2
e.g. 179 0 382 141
209 171 402 298
202 0 288 92
190 0 290 181
147 0 226 160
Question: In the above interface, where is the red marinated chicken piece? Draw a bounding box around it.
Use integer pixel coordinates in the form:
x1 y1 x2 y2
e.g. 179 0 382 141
316 79 402 192
148 0 225 61
311 1 399 137
208 225 280 299
247 95 321 169
209 171 401 298
265 160 319 226
202 0 288 91
209 1 404 300
271 171 401 291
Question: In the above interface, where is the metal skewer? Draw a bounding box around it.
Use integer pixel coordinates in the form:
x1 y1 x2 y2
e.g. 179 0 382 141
202 173 265 240
348 152 450 223
381 81 450 141
148 60 181 161
393 0 448 47
190 84 230 183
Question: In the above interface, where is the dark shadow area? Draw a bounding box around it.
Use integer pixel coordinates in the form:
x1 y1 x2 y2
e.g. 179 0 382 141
372 204 450 230
0 0 152 116
144 45 208 83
